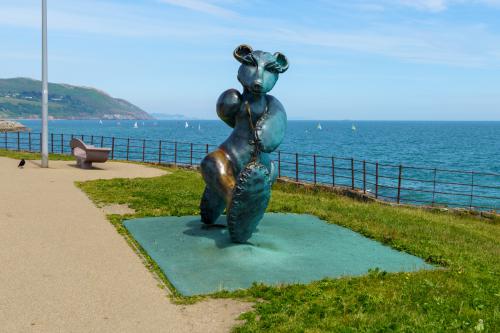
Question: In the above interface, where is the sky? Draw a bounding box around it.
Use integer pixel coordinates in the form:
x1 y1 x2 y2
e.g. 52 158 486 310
0 0 500 120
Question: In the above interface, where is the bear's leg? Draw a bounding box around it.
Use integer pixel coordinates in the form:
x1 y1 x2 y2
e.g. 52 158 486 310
200 149 236 201
200 149 236 224
227 162 271 243
200 186 226 224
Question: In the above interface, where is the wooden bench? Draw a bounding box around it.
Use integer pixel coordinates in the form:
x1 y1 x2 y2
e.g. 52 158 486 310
70 138 111 169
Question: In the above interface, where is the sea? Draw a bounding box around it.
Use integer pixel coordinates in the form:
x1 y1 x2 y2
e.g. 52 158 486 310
16 119 500 210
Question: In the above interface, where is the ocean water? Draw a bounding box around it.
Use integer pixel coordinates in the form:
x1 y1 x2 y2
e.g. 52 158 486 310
19 119 499 172
16 119 500 210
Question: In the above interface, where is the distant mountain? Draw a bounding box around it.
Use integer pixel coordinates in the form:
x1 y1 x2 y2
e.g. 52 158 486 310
149 112 194 120
0 78 153 120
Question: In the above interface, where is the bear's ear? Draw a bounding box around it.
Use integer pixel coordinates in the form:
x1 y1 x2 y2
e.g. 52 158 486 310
273 52 289 73
233 44 253 64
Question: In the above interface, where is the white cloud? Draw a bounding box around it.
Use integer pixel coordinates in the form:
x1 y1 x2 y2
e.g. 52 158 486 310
395 0 500 12
398 0 448 12
1 0 500 68
157 0 238 18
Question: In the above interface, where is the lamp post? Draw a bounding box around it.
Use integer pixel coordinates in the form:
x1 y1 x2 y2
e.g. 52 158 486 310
41 0 49 167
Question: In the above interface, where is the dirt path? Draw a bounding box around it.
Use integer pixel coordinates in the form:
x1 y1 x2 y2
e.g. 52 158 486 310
0 157 251 332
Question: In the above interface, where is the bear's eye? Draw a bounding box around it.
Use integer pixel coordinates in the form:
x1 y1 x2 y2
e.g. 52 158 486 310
265 62 280 74
242 54 257 66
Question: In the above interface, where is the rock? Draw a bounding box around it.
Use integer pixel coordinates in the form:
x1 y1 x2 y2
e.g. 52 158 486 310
0 120 29 132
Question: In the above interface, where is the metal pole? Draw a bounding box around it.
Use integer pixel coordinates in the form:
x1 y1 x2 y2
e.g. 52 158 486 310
278 151 281 178
351 158 355 190
158 140 162 164
41 0 49 167
397 165 403 204
363 160 366 194
142 139 146 162
313 154 317 185
190 143 193 166
375 162 379 199
331 157 335 187
111 137 115 160
174 142 178 165
295 153 299 182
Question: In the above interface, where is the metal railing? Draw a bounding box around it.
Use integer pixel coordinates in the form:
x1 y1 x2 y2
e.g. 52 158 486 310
2 131 498 212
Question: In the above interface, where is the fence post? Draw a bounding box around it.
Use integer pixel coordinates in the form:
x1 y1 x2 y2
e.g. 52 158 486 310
91 135 94 146
111 137 115 160
363 160 366 194
100 136 104 148
158 140 162 164
61 134 64 154
142 139 146 162
81 134 84 141
375 162 379 199
351 158 355 190
28 132 32 151
331 157 335 187
51 133 54 153
17 131 20 151
190 143 193 166
431 168 437 206
4 132 7 149
126 138 130 161
295 153 299 182
40 133 42 152
469 172 474 210
313 155 317 184
174 142 178 165
205 144 209 155
278 151 281 178
397 165 403 204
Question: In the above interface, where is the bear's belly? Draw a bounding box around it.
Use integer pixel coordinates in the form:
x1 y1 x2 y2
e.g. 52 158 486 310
221 132 272 176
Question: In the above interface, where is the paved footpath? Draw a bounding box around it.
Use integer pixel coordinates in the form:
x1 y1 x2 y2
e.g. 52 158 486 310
0 157 251 332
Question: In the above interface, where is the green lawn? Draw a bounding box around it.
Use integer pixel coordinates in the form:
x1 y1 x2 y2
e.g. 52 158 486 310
73 166 499 332
0 148 74 161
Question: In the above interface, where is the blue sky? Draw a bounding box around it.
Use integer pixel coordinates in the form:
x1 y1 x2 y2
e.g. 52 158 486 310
1 0 499 120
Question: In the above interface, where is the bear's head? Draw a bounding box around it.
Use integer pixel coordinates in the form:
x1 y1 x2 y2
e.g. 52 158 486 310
234 44 289 95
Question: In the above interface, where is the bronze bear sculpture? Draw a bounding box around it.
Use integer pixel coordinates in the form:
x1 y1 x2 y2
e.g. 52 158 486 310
200 44 289 243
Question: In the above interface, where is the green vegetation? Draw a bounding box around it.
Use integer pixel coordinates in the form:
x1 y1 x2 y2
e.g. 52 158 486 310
77 167 499 332
0 148 74 160
0 78 152 120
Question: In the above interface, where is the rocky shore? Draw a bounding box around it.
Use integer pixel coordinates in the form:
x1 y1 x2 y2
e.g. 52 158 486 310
0 120 29 132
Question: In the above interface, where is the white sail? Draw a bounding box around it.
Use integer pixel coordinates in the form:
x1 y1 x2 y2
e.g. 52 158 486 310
185 121 189 128
352 124 356 131
133 121 138 128
99 120 103 125
317 123 322 130
198 124 201 130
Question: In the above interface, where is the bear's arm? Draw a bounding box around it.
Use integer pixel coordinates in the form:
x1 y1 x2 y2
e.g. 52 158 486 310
255 96 287 153
216 89 242 128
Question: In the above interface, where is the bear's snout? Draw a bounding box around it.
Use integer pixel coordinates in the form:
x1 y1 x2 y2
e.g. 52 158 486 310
252 81 264 92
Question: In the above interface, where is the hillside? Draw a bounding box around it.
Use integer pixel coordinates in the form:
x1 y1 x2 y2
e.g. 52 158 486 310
0 78 153 120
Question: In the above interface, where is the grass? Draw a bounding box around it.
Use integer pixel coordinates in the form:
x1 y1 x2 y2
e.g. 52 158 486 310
75 166 500 332
0 148 74 161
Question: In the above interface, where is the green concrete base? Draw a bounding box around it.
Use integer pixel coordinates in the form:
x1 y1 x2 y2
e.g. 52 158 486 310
124 214 433 296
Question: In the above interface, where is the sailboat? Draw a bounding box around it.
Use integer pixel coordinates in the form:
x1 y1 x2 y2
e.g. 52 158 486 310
351 124 356 131
133 121 138 129
99 120 103 125
317 123 322 130
185 121 189 128
198 123 201 131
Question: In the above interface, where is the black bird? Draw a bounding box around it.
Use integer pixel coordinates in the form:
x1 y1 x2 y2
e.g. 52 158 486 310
18 159 25 168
